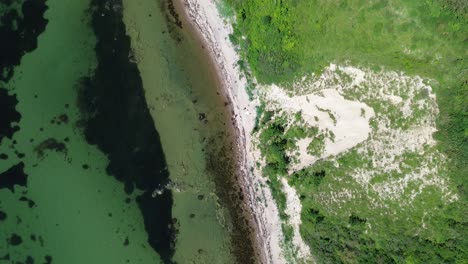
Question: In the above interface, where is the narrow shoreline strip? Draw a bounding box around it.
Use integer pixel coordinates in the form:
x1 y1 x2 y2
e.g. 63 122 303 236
177 1 288 263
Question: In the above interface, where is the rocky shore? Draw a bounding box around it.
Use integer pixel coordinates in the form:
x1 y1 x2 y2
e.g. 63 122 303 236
179 1 288 263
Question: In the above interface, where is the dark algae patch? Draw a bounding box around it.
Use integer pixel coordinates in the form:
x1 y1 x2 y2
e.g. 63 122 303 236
0 89 21 141
25 255 34 264
0 210 7 221
0 254 10 260
0 0 48 82
79 0 175 262
206 136 258 264
0 162 28 192
0 0 47 195
33 138 67 158
19 196 36 208
165 0 182 29
0 2 47 261
8 233 23 246
158 0 183 42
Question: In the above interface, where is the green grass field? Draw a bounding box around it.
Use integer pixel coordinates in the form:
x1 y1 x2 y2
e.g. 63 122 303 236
225 0 467 262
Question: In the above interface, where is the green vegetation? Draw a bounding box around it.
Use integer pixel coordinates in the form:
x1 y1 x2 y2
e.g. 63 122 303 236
306 134 325 156
289 146 467 263
227 0 300 83
316 107 336 125
256 109 319 211
257 110 321 181
256 111 289 218
225 0 467 262
215 0 234 19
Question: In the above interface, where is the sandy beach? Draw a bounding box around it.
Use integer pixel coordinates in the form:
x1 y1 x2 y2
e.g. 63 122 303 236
179 0 288 263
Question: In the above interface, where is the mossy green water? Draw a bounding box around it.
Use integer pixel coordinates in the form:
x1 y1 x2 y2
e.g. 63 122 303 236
1 0 248 263
0 0 163 263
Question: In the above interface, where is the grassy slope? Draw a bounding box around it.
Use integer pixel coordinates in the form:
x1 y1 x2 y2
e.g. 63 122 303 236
226 0 467 262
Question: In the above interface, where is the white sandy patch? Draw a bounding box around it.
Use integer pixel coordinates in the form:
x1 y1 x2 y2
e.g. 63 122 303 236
281 178 312 261
289 63 455 203
259 62 456 212
262 85 374 172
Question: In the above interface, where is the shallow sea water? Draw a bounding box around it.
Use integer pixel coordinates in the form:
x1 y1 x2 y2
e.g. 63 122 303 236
0 0 248 263
0 0 166 263
122 0 240 263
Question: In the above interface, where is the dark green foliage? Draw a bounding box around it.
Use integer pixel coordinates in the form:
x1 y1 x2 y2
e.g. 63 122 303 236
290 167 326 187
259 121 289 176
265 172 288 220
301 210 468 264
253 103 264 132
225 0 301 84
258 115 290 219
349 214 366 226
